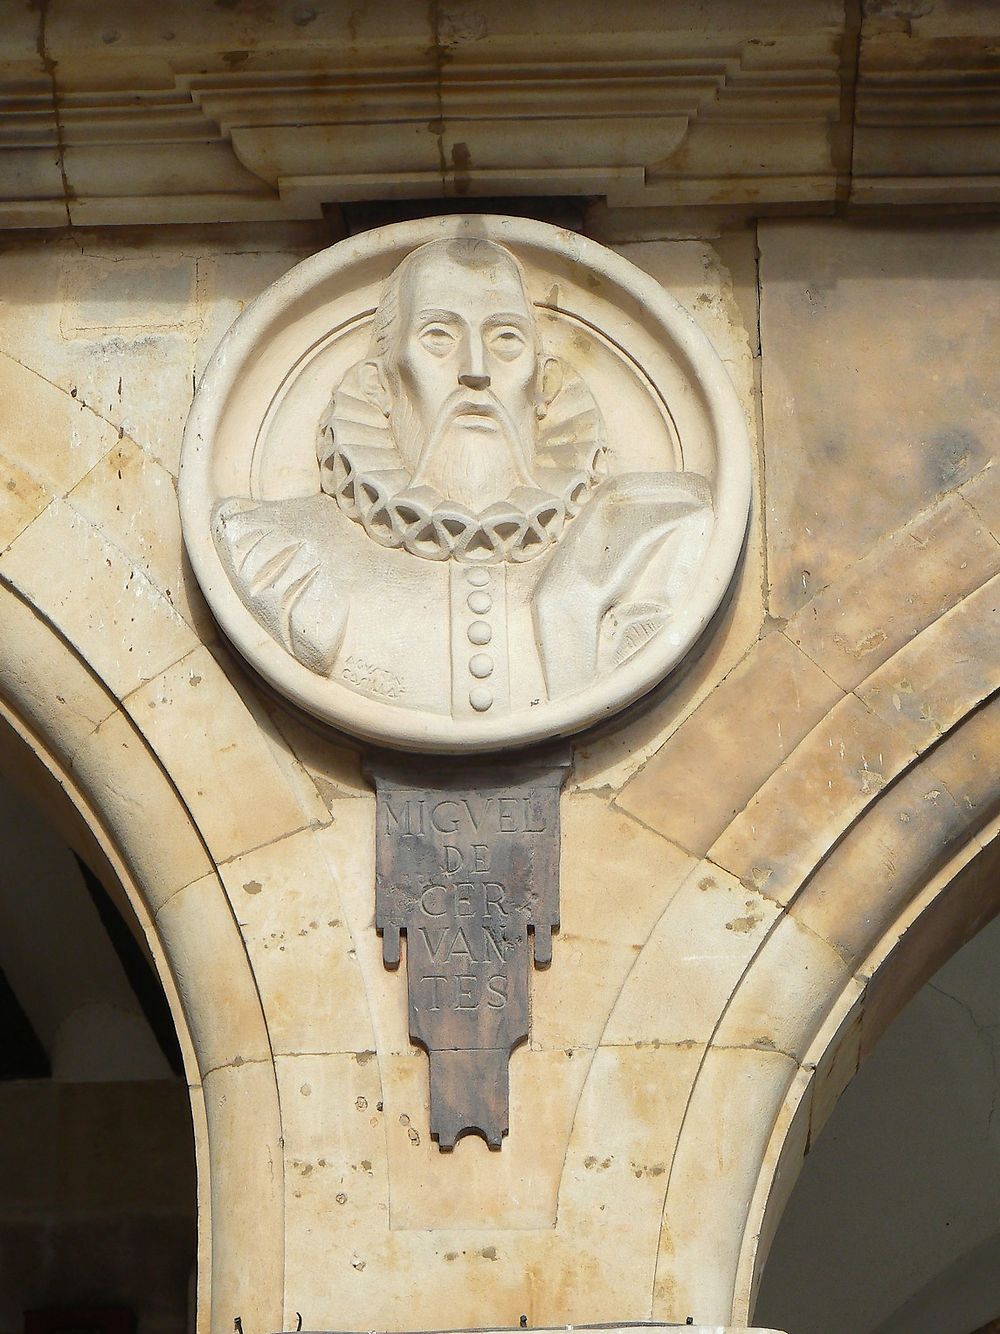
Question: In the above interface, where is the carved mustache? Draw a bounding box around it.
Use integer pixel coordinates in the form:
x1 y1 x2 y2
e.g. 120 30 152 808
441 386 504 423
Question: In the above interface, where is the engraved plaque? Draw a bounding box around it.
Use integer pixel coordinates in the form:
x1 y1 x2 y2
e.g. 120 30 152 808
367 751 569 1148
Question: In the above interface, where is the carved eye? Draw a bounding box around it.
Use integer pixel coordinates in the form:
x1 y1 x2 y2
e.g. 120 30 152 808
418 325 457 356
488 327 527 361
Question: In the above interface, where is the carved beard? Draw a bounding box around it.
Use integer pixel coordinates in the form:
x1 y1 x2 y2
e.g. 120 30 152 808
390 389 537 513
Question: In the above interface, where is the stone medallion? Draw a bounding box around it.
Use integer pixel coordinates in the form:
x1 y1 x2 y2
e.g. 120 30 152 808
180 216 751 752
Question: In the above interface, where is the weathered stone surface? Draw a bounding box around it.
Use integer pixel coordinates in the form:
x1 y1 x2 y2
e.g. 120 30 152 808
1 497 197 698
855 572 1000 752
154 872 273 1075
653 1044 799 1323
377 1045 591 1230
617 630 843 856
218 825 374 1059
710 691 917 909
0 447 50 553
126 645 308 863
854 2 1000 205
603 862 781 1048
0 1 844 226
1 246 199 475
0 163 997 1334
67 436 217 643
961 461 1000 538
790 765 972 972
0 346 122 496
70 709 214 914
784 491 1000 692
573 230 766 792
760 220 1000 619
711 913 851 1062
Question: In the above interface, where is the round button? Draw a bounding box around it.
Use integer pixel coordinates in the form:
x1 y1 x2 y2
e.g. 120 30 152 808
467 590 492 614
469 653 494 679
469 687 493 712
466 568 490 587
468 620 492 645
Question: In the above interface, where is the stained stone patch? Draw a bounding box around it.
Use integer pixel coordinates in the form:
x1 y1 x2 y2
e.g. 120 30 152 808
759 220 1000 618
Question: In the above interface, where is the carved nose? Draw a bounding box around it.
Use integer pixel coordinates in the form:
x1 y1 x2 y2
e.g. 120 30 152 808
459 373 491 391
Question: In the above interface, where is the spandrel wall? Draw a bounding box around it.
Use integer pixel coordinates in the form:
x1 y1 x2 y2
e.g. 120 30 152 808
0 212 998 1334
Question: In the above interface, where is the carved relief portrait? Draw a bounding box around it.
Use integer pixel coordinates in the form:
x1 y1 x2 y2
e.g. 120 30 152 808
180 218 750 751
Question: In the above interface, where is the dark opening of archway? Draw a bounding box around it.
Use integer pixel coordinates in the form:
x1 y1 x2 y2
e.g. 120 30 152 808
0 764 197 1334
754 843 1000 1334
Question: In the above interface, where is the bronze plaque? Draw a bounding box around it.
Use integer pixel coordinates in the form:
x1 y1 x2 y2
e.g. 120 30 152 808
366 751 570 1148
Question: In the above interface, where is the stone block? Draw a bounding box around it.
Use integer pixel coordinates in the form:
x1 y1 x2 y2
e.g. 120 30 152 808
558 1043 706 1310
604 862 781 1047
710 692 917 908
70 708 214 914
962 462 1000 537
652 1044 798 1325
712 913 851 1063
0 447 50 553
759 220 1000 619
127 644 308 863
155 872 272 1074
617 630 843 856
313 804 411 1057
0 346 119 496
380 1046 588 1229
1 497 197 698
67 436 216 643
785 492 1000 693
219 825 374 1058
856 572 1000 752
791 765 973 971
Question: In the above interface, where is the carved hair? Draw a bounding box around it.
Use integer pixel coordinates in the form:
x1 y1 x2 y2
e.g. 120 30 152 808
368 237 537 365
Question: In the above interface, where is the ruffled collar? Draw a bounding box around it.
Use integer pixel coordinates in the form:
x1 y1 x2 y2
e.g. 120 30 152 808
317 360 608 564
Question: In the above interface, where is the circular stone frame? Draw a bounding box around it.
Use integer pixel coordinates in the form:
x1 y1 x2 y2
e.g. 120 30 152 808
180 215 751 754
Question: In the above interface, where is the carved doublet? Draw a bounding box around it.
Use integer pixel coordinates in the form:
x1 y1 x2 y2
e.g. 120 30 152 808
213 470 712 724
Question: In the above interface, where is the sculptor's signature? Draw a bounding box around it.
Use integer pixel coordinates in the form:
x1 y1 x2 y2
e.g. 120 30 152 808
340 655 405 700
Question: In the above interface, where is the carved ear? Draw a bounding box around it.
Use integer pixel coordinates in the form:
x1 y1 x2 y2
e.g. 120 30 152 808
360 358 392 418
537 355 563 418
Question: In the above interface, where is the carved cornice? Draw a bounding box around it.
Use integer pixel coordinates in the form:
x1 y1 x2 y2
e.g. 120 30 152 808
1 0 997 228
0 0 842 226
854 5 1000 204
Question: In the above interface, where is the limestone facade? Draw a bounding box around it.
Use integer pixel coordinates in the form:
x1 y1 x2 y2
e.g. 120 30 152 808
1 5 999 1334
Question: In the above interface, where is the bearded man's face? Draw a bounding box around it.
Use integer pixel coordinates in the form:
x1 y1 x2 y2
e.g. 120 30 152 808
382 246 542 511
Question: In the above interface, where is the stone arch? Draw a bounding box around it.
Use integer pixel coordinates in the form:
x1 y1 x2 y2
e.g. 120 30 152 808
0 572 285 1334
0 330 371 1334
720 698 1000 1325
739 802 1000 1327
605 465 1000 1325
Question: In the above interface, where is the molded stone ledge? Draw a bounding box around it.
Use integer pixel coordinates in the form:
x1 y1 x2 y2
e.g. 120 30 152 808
0 0 843 226
6 1 1000 226
286 1327 785 1334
